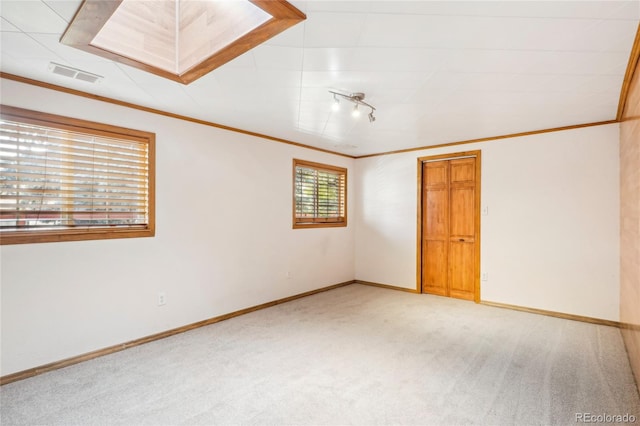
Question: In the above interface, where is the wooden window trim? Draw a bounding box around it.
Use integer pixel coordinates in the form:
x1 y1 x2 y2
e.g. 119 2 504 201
293 159 347 229
0 105 155 245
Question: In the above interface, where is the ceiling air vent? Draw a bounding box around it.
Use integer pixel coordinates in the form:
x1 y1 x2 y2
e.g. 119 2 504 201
49 62 103 83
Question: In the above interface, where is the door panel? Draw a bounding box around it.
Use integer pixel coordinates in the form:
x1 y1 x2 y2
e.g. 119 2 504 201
425 162 448 186
425 188 448 237
423 240 447 295
448 241 475 300
450 158 475 183
450 187 475 238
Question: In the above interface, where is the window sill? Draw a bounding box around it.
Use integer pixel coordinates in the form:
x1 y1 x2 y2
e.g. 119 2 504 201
293 222 347 229
0 227 155 245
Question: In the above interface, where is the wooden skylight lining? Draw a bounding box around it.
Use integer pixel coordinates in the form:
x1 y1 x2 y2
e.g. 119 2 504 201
60 0 306 85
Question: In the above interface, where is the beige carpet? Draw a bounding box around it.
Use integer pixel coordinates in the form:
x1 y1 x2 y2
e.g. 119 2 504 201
1 284 639 425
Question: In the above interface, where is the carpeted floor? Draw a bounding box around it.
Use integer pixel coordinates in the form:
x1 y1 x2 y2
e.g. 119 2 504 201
1 284 639 425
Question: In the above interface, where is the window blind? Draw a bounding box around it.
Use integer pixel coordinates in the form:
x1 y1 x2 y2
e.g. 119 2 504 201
294 162 345 224
0 119 149 231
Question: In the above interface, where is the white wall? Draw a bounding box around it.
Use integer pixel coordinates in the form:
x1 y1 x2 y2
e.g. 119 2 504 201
355 124 620 321
0 77 622 376
0 79 355 376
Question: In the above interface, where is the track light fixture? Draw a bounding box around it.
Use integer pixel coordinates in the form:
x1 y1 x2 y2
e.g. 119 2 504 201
328 90 376 122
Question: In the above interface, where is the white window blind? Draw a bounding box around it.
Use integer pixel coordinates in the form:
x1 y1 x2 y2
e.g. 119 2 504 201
294 159 346 226
0 119 150 232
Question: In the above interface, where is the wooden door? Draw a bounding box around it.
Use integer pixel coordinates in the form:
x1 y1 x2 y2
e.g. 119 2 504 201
421 156 478 301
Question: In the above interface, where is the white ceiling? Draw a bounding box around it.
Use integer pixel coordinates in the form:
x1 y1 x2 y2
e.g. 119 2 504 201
1 0 639 157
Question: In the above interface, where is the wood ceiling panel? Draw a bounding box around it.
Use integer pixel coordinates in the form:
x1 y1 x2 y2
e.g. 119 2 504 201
91 0 176 73
178 0 270 73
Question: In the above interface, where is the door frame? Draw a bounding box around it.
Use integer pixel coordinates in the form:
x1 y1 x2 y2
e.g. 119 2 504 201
416 150 482 302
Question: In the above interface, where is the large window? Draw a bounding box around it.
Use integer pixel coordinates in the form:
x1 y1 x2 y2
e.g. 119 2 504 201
0 105 155 245
293 159 347 228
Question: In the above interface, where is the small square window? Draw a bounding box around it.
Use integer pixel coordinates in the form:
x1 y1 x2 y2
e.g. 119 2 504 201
293 159 347 229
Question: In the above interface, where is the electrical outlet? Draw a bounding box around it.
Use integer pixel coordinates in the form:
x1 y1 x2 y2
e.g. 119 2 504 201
286 271 292 279
481 272 488 281
482 206 489 216
158 292 166 306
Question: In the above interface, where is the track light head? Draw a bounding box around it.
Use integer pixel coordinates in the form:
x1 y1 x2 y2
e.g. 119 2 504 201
352 104 361 117
368 111 376 122
332 94 340 111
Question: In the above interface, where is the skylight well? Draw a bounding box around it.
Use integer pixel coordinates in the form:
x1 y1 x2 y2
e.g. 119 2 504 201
61 0 305 84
